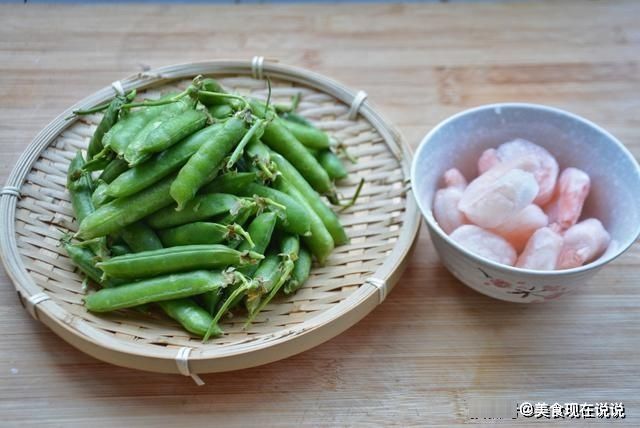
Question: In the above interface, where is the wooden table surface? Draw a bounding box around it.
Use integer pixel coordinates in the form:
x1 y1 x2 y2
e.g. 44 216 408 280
1 2 639 426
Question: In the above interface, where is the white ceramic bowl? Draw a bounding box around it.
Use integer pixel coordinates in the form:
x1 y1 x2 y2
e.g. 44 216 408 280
411 103 640 303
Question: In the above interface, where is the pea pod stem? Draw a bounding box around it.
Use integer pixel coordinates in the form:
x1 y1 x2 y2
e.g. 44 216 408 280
196 91 250 111
226 119 264 170
244 257 295 327
338 177 365 212
203 271 252 341
68 90 136 118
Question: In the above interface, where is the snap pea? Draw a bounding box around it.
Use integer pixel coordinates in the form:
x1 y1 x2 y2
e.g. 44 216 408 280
84 270 231 312
208 178 310 236
198 288 224 316
146 193 250 229
109 243 131 257
76 173 176 240
91 180 112 207
96 244 263 279
158 222 252 247
67 151 95 223
170 115 248 210
199 171 257 194
157 298 220 337
223 211 278 309
63 241 122 287
208 104 234 119
282 119 330 150
245 137 276 179
274 176 334 265
87 91 134 159
280 111 313 127
101 93 178 157
107 123 223 199
270 151 348 245
120 221 163 253
123 96 197 166
318 149 348 180
98 158 129 184
284 246 312 294
245 253 281 315
238 213 278 261
245 235 298 321
124 109 207 166
250 100 332 195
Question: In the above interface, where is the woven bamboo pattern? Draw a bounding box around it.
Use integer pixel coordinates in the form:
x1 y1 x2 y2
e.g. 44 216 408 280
1 61 419 374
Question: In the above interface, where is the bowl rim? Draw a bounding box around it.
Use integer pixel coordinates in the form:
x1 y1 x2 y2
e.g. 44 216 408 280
411 102 640 277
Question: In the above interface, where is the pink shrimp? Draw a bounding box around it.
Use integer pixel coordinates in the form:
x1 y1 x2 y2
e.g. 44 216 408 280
434 168 468 234
492 204 548 252
443 168 468 190
458 162 539 229
556 218 610 269
433 188 467 234
516 227 564 270
482 139 559 205
450 225 517 266
477 148 500 175
545 167 591 232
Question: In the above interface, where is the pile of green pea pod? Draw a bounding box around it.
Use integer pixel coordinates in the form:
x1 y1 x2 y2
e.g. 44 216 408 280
64 76 360 340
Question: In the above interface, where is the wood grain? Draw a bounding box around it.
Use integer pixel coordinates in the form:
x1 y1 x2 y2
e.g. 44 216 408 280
1 2 639 426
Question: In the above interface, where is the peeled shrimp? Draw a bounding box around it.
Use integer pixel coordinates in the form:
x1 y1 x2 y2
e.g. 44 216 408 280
459 166 539 229
434 188 467 234
481 139 559 205
443 168 468 190
546 167 591 232
493 204 548 252
477 148 500 175
556 218 610 269
516 227 564 270
434 168 468 234
450 225 517 266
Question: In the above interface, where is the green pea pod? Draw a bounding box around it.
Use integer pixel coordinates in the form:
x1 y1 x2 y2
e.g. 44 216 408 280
67 151 95 223
84 270 232 312
208 177 310 236
198 289 224 317
87 94 130 159
102 93 179 156
223 212 278 309
245 253 281 314
208 104 234 119
245 236 298 319
282 119 330 150
250 100 332 195
107 123 223 199
96 244 263 279
284 247 312 294
146 193 249 229
91 180 112 207
158 222 252 247
109 243 131 257
200 171 257 194
98 158 129 184
274 176 334 265
124 109 208 166
198 79 243 109
120 221 163 253
318 149 348 180
63 242 122 287
76 173 176 240
157 298 221 338
270 151 348 245
280 111 313 128
171 115 248 210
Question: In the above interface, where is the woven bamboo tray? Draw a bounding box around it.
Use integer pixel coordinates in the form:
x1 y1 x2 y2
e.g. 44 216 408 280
0 59 420 378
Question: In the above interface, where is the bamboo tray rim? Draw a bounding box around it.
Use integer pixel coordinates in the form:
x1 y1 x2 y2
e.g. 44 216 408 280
0 59 420 374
